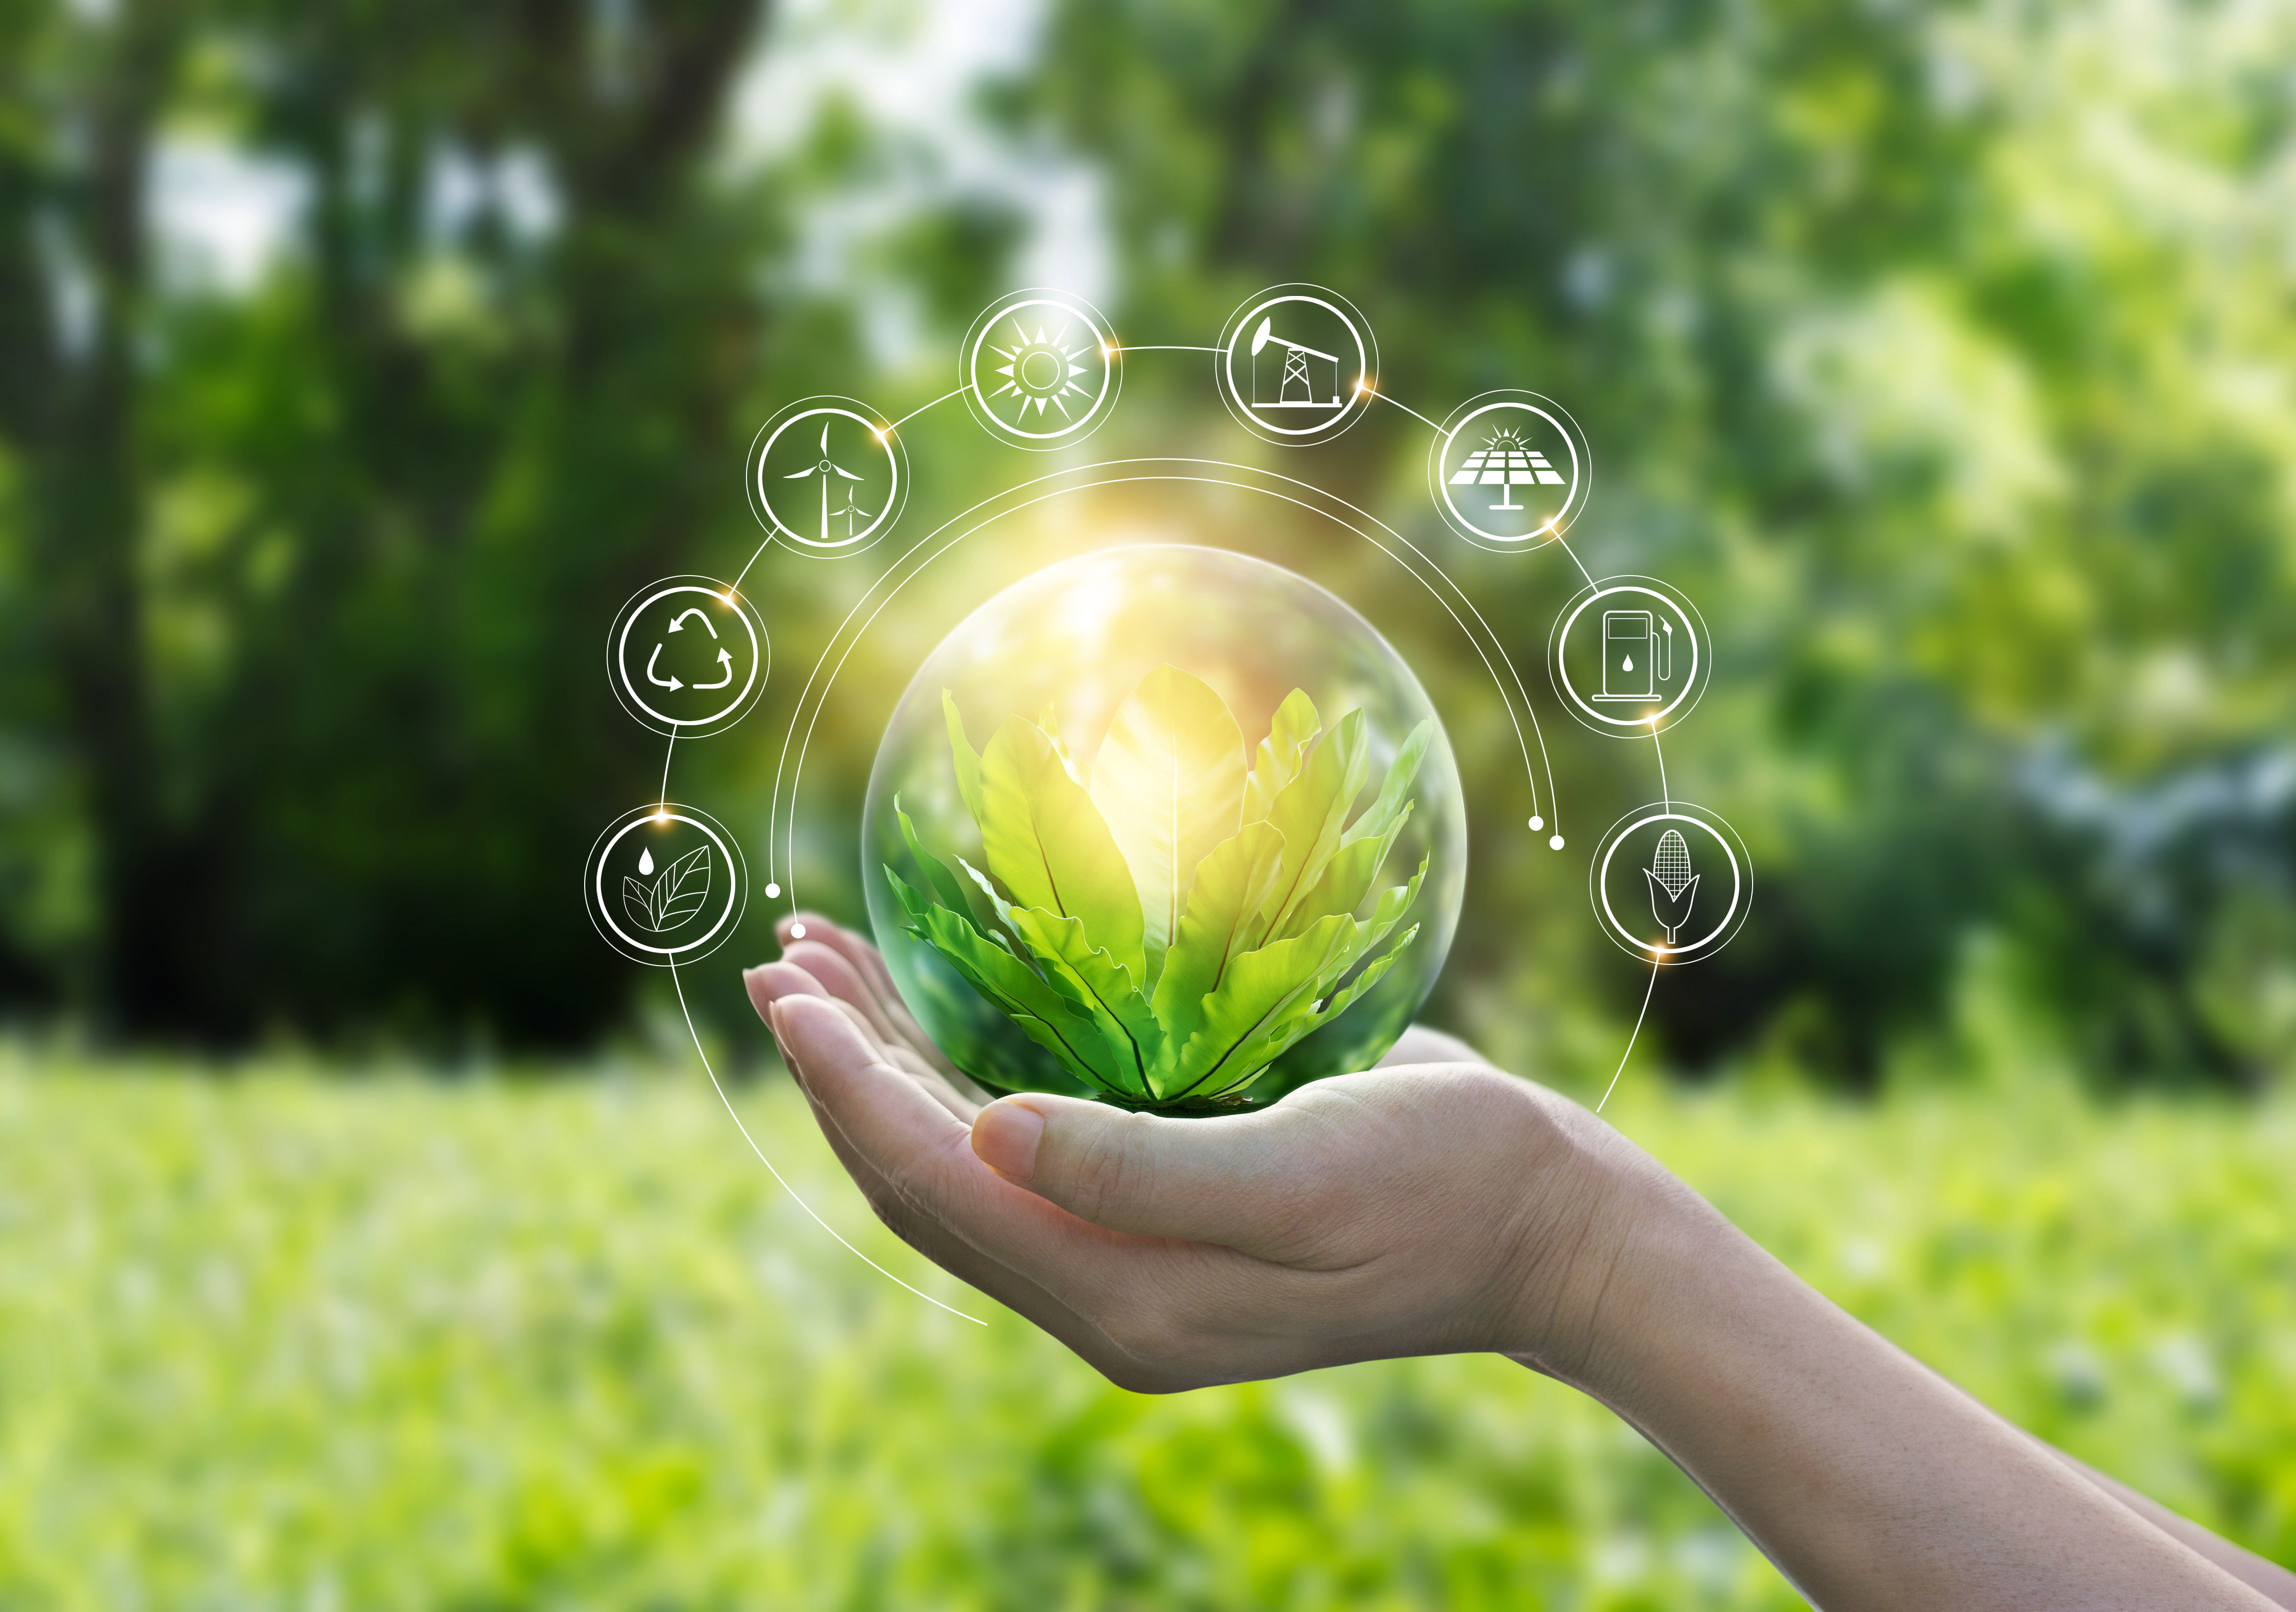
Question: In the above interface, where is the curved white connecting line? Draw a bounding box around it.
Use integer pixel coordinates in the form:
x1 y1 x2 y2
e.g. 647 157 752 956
886 385 970 434
1555 535 1598 591
668 957 987 1325
1364 387 1444 434
763 459 1563 914
1597 961 1660 1115
1652 726 1668 809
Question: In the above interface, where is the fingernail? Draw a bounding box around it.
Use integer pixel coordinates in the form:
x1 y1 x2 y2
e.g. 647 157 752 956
971 1099 1044 1183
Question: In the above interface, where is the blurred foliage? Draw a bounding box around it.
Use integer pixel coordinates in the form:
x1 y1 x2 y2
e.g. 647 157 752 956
0 0 2292 1088
1009 0 2296 1087
0 1045 2288 1606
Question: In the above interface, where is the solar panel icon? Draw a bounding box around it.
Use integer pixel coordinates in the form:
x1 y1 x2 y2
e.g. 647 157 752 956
1428 390 1588 549
1448 427 1567 511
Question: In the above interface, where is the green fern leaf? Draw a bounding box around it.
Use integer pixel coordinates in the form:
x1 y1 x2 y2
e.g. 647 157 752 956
1149 819 1285 1067
977 715 1146 978
1163 912 1356 1101
1256 708 1371 940
1004 905 1162 1099
942 690 985 823
1242 688 1319 825
1087 664 1246 977
885 864 1128 1092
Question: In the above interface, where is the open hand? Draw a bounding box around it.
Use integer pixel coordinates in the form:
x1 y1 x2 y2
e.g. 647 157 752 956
745 913 1652 1392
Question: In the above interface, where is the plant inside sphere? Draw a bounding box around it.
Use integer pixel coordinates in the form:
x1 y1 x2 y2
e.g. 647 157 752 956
861 545 1466 1113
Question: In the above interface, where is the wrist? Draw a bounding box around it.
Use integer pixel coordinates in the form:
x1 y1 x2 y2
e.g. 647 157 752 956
1487 1089 1742 1391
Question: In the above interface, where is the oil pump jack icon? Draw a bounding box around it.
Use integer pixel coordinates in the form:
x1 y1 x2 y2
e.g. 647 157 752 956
1247 317 1343 410
644 608 733 693
781 421 868 547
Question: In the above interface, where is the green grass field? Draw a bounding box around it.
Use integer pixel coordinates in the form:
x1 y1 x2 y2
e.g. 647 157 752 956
1 1043 2290 1610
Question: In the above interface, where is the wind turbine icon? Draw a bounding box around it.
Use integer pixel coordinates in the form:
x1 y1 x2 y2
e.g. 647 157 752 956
782 421 865 545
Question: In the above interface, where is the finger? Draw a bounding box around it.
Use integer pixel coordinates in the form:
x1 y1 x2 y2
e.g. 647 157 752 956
775 938 905 1046
770 997 1253 1287
774 911 913 1038
770 1030 1192 1381
1379 1025 1490 1069
812 990 970 1113
768 995 1093 1266
748 962 978 1121
778 912 971 1086
969 1092 1329 1248
781 998 1386 1386
743 959 837 1037
777 912 903 1013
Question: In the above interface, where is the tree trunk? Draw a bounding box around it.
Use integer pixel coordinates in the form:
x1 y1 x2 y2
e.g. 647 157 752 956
31 0 193 1033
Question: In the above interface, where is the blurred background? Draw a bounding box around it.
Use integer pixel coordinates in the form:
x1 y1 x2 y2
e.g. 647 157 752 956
2 0 2293 1605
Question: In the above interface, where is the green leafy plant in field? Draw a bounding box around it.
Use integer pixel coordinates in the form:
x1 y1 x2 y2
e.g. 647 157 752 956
885 665 1431 1110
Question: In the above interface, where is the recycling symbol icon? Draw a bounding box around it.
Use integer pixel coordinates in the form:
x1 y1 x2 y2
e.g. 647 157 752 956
644 608 735 692
607 577 768 739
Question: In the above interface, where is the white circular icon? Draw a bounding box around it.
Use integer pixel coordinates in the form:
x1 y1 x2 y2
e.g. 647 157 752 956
1549 576 1711 736
584 803 748 966
962 290 1121 448
744 396 908 555
1588 801 1752 966
607 577 769 737
1427 390 1590 549
1215 284 1378 445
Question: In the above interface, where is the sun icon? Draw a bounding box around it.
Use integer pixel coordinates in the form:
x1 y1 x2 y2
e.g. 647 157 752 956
986 318 1095 425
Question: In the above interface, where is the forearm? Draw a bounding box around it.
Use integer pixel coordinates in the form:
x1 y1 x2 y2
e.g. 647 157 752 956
1527 1179 2278 1610
2043 1446 2296 1609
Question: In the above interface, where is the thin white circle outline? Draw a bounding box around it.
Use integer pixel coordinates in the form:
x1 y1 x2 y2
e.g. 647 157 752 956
1551 580 1708 732
1592 806 1749 964
962 291 1119 445
752 404 901 550
761 459 1563 913
588 807 744 961
1215 285 1378 444
612 583 764 731
1427 392 1591 549
1436 400 1581 541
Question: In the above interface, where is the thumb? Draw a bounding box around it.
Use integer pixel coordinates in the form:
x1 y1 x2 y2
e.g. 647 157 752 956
970 1093 1302 1246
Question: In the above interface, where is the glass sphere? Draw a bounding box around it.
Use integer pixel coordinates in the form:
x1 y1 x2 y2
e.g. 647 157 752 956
862 544 1466 1111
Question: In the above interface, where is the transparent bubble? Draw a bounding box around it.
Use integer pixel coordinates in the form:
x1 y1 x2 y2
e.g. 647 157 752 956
862 545 1466 1111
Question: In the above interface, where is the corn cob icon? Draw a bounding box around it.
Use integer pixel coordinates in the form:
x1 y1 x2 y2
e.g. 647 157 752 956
1644 828 1699 946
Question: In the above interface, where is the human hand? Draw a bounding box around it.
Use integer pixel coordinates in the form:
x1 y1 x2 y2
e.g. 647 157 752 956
744 915 2294 1608
744 913 1660 1392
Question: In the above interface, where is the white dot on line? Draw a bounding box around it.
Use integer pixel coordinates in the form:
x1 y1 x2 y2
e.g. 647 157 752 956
1528 816 1544 831
789 923 807 939
764 882 780 898
1549 835 1565 851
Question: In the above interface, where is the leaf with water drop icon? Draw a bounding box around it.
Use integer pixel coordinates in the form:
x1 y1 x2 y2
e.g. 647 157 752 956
652 845 713 929
619 844 712 933
623 876 657 933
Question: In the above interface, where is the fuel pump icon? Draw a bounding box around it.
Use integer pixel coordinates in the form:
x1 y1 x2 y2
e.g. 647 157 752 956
1597 609 1674 701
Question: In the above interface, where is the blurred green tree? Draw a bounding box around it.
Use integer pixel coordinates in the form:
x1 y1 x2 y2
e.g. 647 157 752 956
1 0 798 1041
